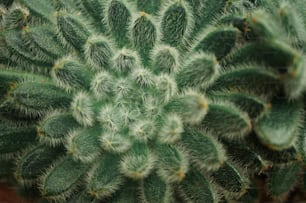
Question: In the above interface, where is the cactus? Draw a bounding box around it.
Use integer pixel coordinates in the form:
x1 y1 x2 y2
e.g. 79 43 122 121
0 0 306 202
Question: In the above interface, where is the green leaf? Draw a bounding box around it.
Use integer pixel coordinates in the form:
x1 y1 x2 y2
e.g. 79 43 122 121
194 27 238 59
155 143 189 183
164 91 208 124
224 40 298 71
7 81 72 116
268 162 302 196
245 10 278 40
87 154 123 199
85 36 114 70
4 29 53 71
161 1 192 47
207 66 280 97
120 142 154 179
105 0 132 47
38 112 80 146
182 128 225 171
136 0 161 14
152 45 179 74
211 91 268 119
132 14 157 63
198 0 229 29
142 172 171 203
279 3 306 44
176 53 219 90
211 161 247 194
19 0 55 22
41 156 89 200
0 123 37 158
245 133 301 164
2 6 28 29
23 25 67 60
179 167 216 203
79 0 106 32
109 180 140 203
15 144 65 183
283 55 306 99
67 127 102 163
201 102 251 139
57 13 91 50
222 139 267 171
51 58 93 91
0 70 28 101
254 99 303 150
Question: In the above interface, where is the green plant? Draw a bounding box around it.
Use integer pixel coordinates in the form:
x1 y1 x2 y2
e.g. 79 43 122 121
0 0 305 202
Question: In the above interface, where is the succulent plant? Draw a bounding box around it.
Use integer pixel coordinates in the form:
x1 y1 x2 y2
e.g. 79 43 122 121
0 0 306 202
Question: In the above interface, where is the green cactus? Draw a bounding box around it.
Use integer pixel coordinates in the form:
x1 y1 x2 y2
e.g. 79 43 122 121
0 0 306 202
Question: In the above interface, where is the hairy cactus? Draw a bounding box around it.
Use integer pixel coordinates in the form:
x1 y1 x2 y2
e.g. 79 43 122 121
0 0 306 202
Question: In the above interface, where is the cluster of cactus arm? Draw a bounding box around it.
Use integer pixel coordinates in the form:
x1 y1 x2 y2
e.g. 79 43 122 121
0 0 306 202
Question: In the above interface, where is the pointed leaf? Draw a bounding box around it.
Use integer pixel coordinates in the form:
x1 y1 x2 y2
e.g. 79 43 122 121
254 99 303 150
41 156 89 200
268 162 302 197
179 167 216 203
